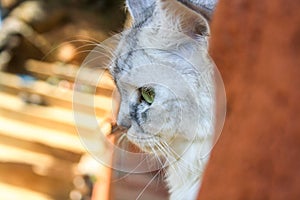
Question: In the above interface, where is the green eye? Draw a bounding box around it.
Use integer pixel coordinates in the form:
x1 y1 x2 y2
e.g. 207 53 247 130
141 87 155 104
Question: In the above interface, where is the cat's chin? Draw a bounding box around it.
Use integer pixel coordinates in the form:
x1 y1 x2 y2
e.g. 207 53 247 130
126 134 155 152
126 128 155 151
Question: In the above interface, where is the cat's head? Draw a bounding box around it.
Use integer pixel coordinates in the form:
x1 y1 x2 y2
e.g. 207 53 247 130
109 0 215 156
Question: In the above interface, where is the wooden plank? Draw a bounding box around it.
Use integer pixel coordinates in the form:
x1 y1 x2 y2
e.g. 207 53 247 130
0 143 75 180
24 59 115 95
92 165 113 200
0 72 112 117
0 144 76 199
0 182 54 200
0 116 84 162
0 92 111 134
91 134 115 200
0 162 73 199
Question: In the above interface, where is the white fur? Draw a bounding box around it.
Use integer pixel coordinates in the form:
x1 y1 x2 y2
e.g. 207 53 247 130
111 1 217 199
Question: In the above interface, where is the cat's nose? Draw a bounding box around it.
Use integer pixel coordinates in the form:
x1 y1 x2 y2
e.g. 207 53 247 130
117 116 131 129
117 100 131 128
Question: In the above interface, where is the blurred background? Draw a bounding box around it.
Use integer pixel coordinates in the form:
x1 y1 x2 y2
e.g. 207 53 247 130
2 0 299 200
0 0 168 199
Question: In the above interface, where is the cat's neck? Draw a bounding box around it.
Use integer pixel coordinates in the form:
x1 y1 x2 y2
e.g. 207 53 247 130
165 139 212 200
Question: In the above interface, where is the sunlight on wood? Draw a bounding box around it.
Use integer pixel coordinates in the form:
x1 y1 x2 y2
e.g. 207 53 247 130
0 116 84 154
0 143 55 168
0 182 53 200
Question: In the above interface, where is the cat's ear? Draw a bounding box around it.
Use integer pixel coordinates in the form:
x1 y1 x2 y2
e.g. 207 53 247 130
159 0 210 39
126 0 156 24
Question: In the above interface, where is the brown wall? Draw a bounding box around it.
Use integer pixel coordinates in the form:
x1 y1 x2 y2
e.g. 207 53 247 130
198 0 300 199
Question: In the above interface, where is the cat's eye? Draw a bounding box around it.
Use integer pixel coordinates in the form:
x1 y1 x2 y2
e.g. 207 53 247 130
140 87 155 104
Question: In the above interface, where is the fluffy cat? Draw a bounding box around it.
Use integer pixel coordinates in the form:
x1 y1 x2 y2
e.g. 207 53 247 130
109 0 217 199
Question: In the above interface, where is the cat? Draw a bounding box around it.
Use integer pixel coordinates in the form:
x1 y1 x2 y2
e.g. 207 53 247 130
109 0 217 199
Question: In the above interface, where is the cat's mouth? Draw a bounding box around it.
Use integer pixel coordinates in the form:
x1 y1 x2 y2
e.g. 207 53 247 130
126 128 161 152
127 131 155 144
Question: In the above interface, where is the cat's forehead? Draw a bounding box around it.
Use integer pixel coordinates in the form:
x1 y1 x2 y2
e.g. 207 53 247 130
113 46 152 78
111 27 209 89
113 30 192 66
117 26 195 54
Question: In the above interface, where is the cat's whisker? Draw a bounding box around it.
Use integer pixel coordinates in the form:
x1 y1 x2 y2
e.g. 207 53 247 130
116 133 127 146
157 144 173 166
73 48 114 59
73 43 116 57
149 141 167 181
160 141 184 163
111 153 153 184
72 43 100 51
41 37 100 61
150 143 165 169
158 142 188 184
155 142 172 166
79 54 113 69
61 35 102 44
135 168 163 200
154 142 185 185
161 141 202 179
159 141 176 160
149 146 163 172
67 40 98 46
161 140 189 163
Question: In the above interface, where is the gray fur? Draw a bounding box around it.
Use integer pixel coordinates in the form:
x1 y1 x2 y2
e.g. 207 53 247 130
183 0 217 10
126 0 156 25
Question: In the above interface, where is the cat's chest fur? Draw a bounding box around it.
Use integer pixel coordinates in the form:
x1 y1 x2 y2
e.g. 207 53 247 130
165 138 213 199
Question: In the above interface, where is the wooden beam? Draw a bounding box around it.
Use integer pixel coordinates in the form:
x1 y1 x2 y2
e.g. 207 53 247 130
0 182 53 200
0 72 112 117
0 92 111 135
0 116 84 162
0 144 75 199
24 59 115 96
